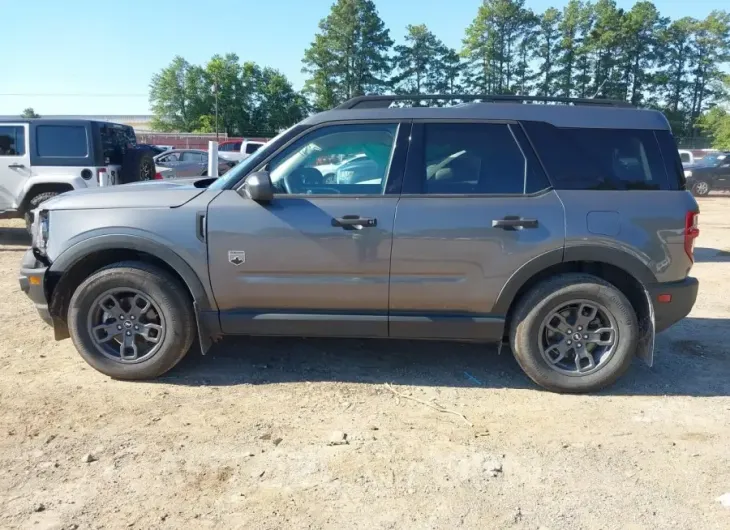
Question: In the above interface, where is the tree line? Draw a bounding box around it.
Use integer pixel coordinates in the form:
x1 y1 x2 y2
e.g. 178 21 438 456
149 0 730 145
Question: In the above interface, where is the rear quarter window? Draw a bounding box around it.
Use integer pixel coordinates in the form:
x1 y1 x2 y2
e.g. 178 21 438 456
36 125 88 158
522 122 675 191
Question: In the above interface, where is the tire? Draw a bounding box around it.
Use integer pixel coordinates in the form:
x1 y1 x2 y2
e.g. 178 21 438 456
119 148 156 184
24 191 62 233
509 273 638 394
67 262 196 380
691 180 710 197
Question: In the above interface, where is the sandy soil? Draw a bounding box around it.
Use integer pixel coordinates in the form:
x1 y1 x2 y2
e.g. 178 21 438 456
0 199 729 530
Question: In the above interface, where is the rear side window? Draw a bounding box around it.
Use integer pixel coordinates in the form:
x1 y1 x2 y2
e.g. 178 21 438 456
37 125 88 157
655 130 686 190
181 151 206 162
522 122 672 190
0 126 25 156
245 143 261 154
416 123 548 195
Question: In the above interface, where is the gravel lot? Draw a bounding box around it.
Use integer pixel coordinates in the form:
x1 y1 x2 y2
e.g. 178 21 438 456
1 198 729 530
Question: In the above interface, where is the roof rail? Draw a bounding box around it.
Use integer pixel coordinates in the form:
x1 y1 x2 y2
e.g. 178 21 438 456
335 94 634 110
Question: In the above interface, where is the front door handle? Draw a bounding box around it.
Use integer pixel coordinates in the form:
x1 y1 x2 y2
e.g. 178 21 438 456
492 216 539 230
8 163 25 169
332 215 377 228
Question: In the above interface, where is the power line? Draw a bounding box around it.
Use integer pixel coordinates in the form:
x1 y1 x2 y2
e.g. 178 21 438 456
0 92 147 97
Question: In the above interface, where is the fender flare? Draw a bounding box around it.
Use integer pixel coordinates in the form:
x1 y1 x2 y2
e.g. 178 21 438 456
18 176 86 211
493 245 656 315
48 233 219 352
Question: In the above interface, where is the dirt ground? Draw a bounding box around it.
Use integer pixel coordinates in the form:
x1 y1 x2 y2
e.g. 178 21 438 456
1 199 729 530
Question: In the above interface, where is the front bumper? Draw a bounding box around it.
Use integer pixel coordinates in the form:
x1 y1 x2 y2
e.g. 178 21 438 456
648 277 699 332
19 248 52 326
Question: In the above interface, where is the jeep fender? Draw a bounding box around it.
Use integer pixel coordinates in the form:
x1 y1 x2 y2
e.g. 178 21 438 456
18 175 89 211
48 233 219 353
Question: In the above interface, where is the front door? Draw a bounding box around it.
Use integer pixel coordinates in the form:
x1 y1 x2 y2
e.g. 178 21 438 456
206 121 410 337
0 123 30 211
389 121 566 340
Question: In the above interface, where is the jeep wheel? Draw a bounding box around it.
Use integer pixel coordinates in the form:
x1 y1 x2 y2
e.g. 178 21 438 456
24 191 61 233
119 149 156 184
67 262 196 380
509 273 638 393
691 180 710 197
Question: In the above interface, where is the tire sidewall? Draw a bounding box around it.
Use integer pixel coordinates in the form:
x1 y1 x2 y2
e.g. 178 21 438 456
68 266 194 379
692 181 710 196
513 279 638 393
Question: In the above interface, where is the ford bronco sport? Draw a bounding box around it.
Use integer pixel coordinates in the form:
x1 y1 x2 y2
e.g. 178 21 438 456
0 118 156 230
19 95 700 393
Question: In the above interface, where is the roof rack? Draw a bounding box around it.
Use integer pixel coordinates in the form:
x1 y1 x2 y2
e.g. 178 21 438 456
335 94 634 110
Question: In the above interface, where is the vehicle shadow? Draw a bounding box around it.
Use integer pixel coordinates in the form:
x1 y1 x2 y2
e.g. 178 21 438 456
0 227 30 247
159 317 730 397
693 247 730 263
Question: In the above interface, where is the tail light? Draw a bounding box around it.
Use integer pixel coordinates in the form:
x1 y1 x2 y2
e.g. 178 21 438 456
684 211 700 261
97 167 107 186
154 172 163 180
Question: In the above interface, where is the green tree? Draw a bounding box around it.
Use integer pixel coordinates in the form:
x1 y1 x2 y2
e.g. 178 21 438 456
428 47 466 96
21 108 40 118
535 7 561 96
302 0 393 110
390 24 445 96
251 67 309 133
618 1 665 105
555 0 592 98
586 0 625 99
149 56 208 132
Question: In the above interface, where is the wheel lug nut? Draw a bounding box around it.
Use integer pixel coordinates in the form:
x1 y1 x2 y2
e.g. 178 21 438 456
126 331 131 336
119 315 124 320
117 325 122 330
578 326 583 331
577 343 583 348
584 335 588 340
567 340 572 345
130 316 135 320
134 325 139 331
567 329 572 334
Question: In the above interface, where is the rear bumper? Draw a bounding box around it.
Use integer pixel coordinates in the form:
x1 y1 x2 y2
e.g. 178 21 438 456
19 248 53 327
648 277 699 332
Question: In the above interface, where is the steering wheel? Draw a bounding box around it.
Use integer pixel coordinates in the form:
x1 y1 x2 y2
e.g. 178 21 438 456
284 167 324 194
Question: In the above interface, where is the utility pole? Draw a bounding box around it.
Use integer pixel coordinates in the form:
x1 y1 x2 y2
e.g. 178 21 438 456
214 82 219 141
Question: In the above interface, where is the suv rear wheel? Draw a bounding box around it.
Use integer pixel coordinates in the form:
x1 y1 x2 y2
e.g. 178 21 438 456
24 191 63 232
691 180 710 197
67 262 196 379
509 273 638 393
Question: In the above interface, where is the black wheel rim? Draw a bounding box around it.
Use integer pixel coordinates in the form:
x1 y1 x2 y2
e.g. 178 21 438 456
87 288 166 363
538 299 618 376
140 161 154 181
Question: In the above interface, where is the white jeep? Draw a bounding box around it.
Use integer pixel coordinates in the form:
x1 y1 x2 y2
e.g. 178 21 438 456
0 119 156 230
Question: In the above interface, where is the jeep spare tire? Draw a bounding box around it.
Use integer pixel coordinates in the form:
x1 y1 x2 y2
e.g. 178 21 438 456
119 148 156 184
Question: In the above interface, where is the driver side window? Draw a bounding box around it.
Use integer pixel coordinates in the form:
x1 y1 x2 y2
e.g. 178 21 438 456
266 123 398 196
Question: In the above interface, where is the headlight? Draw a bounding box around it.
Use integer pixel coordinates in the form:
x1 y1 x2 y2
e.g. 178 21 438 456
34 210 49 254
684 170 692 178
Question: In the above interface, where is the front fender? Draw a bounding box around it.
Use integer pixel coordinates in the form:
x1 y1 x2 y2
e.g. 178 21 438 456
18 175 89 209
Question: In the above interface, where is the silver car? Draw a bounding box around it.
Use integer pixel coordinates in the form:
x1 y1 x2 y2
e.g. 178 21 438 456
154 149 234 178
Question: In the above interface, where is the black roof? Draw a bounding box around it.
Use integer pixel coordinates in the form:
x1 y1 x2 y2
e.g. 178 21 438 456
303 94 669 130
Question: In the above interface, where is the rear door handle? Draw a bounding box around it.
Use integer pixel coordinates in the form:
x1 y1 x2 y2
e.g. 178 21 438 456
332 215 377 228
8 163 25 169
492 217 538 230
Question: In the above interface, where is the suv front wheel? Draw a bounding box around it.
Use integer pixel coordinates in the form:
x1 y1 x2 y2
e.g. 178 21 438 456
509 273 638 393
67 262 196 379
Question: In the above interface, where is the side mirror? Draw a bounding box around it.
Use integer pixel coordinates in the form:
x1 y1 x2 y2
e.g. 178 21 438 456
240 171 274 202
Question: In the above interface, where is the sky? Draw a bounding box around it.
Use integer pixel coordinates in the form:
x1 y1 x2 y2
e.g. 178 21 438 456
0 0 726 116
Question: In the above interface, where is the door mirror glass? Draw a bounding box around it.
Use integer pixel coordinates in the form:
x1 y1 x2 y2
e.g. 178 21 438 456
241 171 274 202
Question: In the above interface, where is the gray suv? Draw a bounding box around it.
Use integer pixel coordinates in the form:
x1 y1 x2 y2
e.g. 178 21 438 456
19 95 700 393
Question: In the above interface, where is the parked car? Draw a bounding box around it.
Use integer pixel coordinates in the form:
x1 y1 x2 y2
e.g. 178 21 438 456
0 118 156 230
153 149 235 178
217 140 266 163
678 149 695 167
684 152 730 196
19 94 699 394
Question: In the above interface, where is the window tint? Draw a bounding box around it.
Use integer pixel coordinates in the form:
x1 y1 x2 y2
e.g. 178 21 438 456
266 123 398 196
523 122 671 190
419 123 528 195
220 142 237 152
245 143 261 154
37 125 88 157
181 151 205 162
680 152 690 163
0 126 25 156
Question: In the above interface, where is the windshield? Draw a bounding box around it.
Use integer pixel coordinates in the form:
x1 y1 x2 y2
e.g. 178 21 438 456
698 154 727 167
207 126 297 191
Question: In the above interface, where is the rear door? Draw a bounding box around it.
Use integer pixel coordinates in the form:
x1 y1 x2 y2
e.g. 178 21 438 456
0 123 29 211
389 121 566 340
206 121 410 337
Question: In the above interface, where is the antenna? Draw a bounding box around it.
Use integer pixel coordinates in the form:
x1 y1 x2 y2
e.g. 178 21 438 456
590 78 609 99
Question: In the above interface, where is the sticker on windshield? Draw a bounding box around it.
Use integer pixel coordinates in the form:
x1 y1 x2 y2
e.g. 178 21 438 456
228 251 245 266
